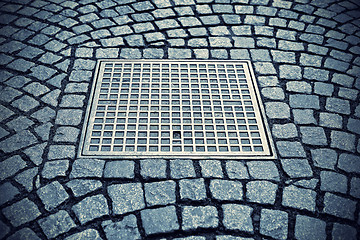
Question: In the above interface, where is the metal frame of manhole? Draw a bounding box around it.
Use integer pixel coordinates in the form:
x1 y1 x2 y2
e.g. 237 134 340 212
78 59 277 159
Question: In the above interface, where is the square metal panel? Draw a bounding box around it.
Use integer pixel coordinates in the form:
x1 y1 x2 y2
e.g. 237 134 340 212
78 60 276 159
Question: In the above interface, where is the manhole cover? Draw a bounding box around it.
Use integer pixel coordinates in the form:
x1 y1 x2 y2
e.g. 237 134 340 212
78 60 276 159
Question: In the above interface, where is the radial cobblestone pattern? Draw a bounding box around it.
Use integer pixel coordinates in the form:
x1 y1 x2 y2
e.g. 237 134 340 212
0 0 359 239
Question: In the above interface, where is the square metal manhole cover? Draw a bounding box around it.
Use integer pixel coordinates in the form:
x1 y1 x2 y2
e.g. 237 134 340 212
78 60 276 159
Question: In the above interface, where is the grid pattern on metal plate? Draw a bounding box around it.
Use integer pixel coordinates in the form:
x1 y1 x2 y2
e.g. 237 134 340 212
79 60 275 159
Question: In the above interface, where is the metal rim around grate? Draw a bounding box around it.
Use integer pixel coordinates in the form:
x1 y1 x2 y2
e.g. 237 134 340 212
78 60 276 159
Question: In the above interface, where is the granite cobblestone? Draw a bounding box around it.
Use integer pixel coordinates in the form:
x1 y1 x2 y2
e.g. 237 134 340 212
1 0 359 239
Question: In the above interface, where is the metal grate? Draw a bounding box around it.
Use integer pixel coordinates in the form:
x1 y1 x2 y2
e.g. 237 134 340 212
78 60 276 159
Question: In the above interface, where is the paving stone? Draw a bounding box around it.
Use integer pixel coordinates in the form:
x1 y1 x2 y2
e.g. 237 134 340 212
210 180 242 200
199 160 223 178
247 161 279 181
324 58 349 72
232 26 252 36
37 181 69 211
300 126 327 146
143 48 164 58
108 183 144 215
69 70 93 83
70 158 105 178
140 159 167 179
55 109 83 126
145 180 176 206
152 0 172 8
11 95 39 112
0 182 19 206
31 107 56 123
222 14 241 24
73 59 96 70
211 49 227 59
281 159 313 178
0 87 21 103
120 48 141 59
314 82 334 96
303 67 329 81
246 180 277 204
290 94 320 109
188 38 208 47
54 127 80 143
253 62 276 74
6 116 34 132
39 210 75 238
14 167 37 192
65 83 89 93
102 215 140 240
194 49 209 59
350 177 360 198
96 48 119 58
311 148 337 170
223 204 253 232
200 15 220 25
279 65 302 79
338 87 358 101
337 153 360 173
7 228 41 240
73 195 109 224
330 131 355 152
276 141 306 158
141 206 179 235
3 198 41 227
41 89 61 107
0 220 10 240
0 155 26 181
170 159 196 178
23 82 50 97
271 50 295 63
260 209 288 239
295 215 326 240
209 37 232 47
283 185 316 211
272 123 297 139
265 102 290 119
226 161 249 179
48 145 75 160
319 112 342 129
42 160 69 179
168 48 192 59
104 160 134 179
332 223 357 240
179 178 207 200
278 40 304 51
323 193 356 220
65 229 102 240
331 73 354 87
261 87 285 100
188 27 208 36
347 118 360 135
66 179 102 197
233 37 255 48
0 130 37 153
320 171 347 194
182 206 218 230
276 29 296 40
325 97 350 115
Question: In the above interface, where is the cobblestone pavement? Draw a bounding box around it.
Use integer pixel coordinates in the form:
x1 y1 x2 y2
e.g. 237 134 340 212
0 0 360 239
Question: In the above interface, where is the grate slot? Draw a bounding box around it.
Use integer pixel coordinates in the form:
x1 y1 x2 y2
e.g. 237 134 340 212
79 60 276 159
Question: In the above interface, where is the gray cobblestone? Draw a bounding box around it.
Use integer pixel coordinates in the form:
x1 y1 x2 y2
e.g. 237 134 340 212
246 181 277 204
199 160 223 178
283 185 316 211
324 58 349 72
14 167 38 192
233 37 254 48
272 123 297 139
295 215 326 240
182 206 218 230
304 67 329 81
276 141 306 158
247 161 279 181
104 160 134 179
141 206 179 235
338 88 358 100
170 159 196 178
331 73 355 87
73 195 109 224
210 180 242 200
281 159 313 178
108 183 145 215
42 160 69 179
0 182 19 205
39 210 75 238
350 177 360 198
0 130 37 153
290 94 320 109
223 204 253 232
323 193 356 220
3 198 41 227
265 102 290 119
140 159 167 179
102 215 140 240
319 112 342 129
145 180 176 206
120 48 141 59
70 159 105 178
180 178 207 200
37 181 69 211
311 148 337 170
48 145 75 160
338 153 360 173
7 228 40 240
320 171 347 194
314 82 334 96
261 87 285 100
279 65 301 79
278 40 304 51
330 131 355 152
65 229 102 240
300 126 327 146
332 223 357 240
226 161 249 179
253 62 276 74
168 48 192 59
271 50 295 63
66 179 102 197
286 81 311 93
260 209 288 240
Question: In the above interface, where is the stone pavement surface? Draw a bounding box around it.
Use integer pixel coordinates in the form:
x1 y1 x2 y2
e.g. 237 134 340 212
0 0 359 239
